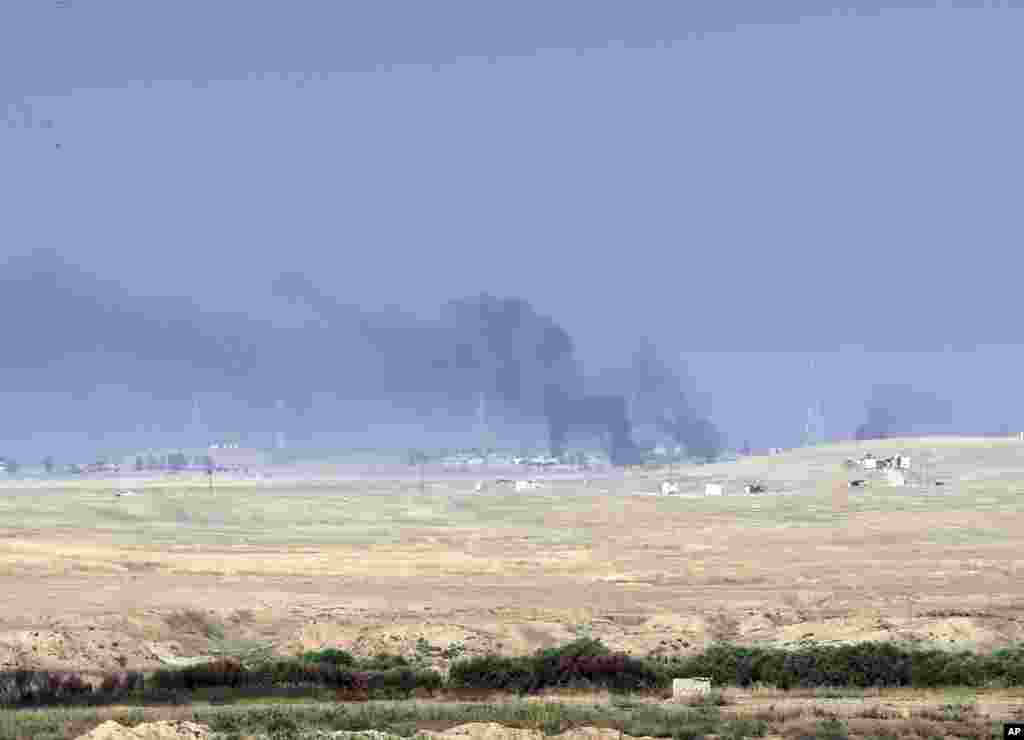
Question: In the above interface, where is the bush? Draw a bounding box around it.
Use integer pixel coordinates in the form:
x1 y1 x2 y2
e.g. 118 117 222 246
137 687 192 705
359 652 410 671
362 667 443 698
529 637 659 692
0 669 96 706
648 641 1024 691
99 670 143 699
448 654 536 693
298 648 356 666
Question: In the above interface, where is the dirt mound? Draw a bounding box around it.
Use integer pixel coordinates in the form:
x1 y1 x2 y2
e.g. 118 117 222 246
0 627 168 672
912 616 1003 648
776 614 895 645
74 719 209 740
286 620 490 670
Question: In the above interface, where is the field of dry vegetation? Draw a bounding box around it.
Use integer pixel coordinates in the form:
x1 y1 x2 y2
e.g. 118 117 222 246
0 436 1022 738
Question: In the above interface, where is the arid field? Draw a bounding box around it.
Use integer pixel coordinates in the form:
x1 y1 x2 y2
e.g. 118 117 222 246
1 435 1022 686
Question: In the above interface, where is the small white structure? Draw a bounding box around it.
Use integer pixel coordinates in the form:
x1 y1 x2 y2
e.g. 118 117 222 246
861 457 877 469
473 481 485 493
113 490 138 497
514 480 541 492
885 469 906 487
661 481 680 496
704 483 723 496
896 455 910 469
673 677 712 699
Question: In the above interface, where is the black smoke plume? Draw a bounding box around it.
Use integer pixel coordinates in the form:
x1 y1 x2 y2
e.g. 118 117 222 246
628 340 724 459
274 273 644 463
2 252 706 465
855 383 954 441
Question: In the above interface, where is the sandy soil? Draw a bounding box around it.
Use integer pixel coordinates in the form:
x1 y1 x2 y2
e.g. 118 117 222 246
0 437 1022 678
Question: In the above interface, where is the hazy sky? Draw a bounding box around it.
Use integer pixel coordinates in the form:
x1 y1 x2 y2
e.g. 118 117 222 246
3 1 1023 460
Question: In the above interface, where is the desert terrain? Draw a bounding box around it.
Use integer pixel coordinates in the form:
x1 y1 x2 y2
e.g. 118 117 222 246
1 436 1022 686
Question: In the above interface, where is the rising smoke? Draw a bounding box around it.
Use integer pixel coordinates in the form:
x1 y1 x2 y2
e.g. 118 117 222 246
3 251 718 464
277 274 644 464
627 339 724 459
855 383 954 441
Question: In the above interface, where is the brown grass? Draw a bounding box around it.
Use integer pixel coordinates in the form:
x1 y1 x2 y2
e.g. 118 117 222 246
0 437 1023 685
163 610 225 641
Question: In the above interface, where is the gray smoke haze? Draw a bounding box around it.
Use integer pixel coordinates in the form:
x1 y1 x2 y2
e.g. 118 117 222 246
5 2 1024 458
2 1 943 103
274 272 645 463
855 383 954 441
2 252 678 462
624 340 724 460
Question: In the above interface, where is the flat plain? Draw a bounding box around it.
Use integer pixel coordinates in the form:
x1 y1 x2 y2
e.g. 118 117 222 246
1 436 1022 686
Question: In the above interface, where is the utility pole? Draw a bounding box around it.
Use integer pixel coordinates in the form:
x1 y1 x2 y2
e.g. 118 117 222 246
274 400 287 451
476 391 493 464
206 455 214 494
803 357 827 447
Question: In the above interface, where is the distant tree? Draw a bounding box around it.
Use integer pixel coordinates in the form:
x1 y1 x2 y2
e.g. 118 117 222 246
168 451 188 470
145 454 159 469
3 458 19 474
406 449 429 492
134 456 145 472
42 456 56 474
406 449 429 467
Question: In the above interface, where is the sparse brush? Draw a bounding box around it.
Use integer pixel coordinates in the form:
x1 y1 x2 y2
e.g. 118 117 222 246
814 715 850 740
164 609 225 640
687 690 730 707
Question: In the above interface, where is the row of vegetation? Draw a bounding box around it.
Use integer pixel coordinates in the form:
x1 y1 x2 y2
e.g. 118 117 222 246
3 638 1023 709
10 692 984 740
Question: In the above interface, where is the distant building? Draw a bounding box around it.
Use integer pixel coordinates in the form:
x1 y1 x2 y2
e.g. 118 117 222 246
207 446 267 471
885 469 906 487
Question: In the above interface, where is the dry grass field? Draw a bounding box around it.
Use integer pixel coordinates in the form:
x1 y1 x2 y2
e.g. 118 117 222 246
1 435 1022 691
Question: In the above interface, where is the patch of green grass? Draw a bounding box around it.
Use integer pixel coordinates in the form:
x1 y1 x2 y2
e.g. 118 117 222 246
0 694 1009 740
0 698 724 740
814 715 850 740
209 637 278 664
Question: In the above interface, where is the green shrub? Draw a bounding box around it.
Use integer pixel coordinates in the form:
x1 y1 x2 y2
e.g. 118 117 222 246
448 654 536 693
137 687 191 704
298 647 355 666
0 669 98 706
359 652 411 671
815 716 850 740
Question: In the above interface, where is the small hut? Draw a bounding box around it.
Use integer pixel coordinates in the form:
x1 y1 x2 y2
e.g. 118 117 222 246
207 446 267 473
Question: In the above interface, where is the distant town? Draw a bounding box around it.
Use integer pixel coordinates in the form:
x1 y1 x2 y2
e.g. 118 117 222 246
0 441 741 478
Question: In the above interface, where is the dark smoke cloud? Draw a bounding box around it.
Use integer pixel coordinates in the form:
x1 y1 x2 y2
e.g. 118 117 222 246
3 252 717 464
627 340 724 459
1 249 262 393
855 383 954 441
277 274 642 463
